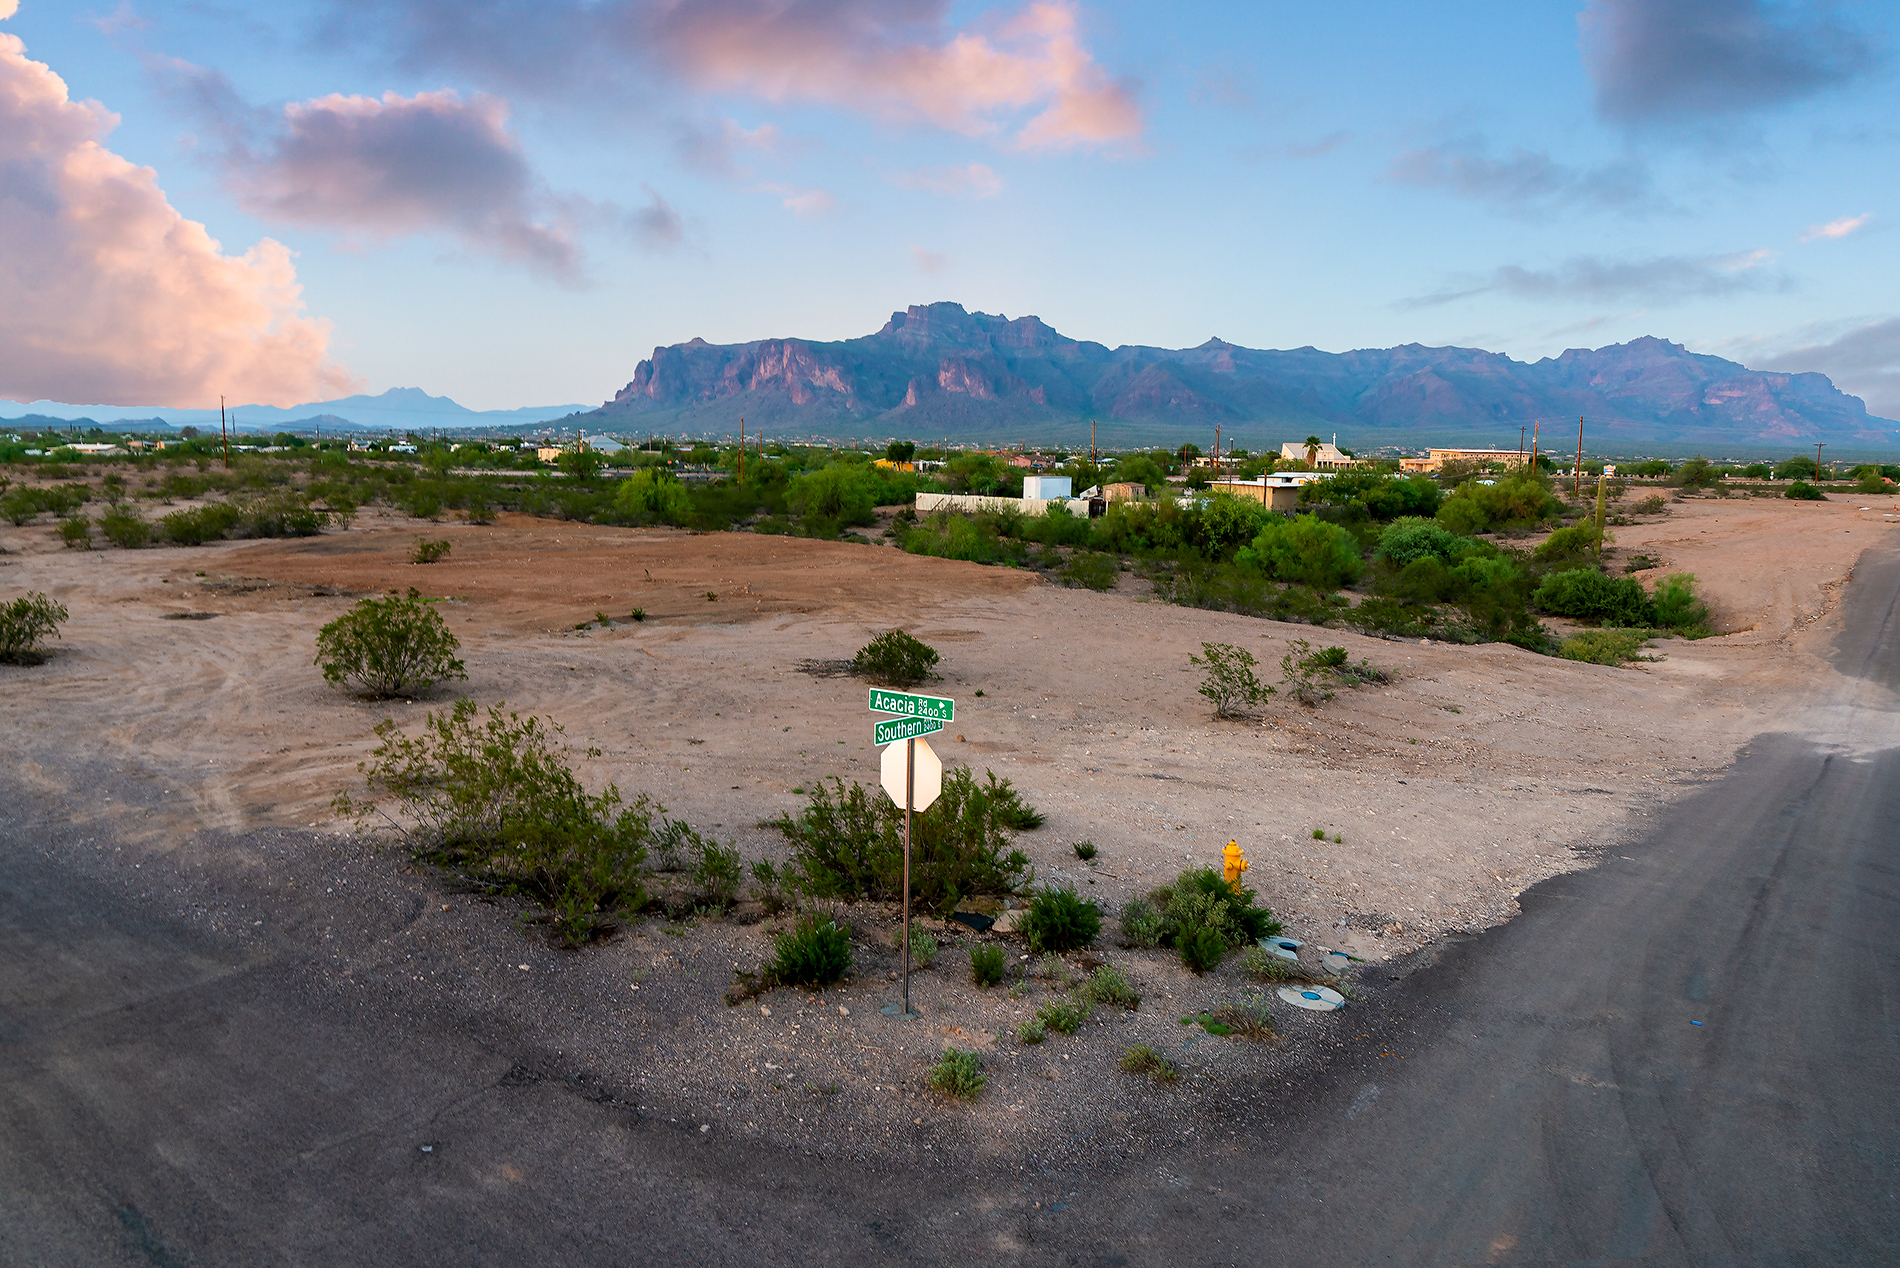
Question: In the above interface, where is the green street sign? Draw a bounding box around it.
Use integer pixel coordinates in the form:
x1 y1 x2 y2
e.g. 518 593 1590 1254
868 688 955 721
875 716 944 746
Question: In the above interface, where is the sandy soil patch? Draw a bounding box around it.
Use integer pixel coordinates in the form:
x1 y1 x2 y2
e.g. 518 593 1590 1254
2 507 1888 1163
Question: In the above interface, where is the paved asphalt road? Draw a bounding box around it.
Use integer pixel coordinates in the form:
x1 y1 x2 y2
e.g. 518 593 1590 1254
4 546 1896 1267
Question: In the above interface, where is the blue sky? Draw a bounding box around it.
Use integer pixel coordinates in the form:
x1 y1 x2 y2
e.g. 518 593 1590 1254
3 1 1896 415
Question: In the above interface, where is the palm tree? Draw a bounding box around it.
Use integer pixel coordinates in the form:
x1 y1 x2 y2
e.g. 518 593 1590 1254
1303 435 1322 468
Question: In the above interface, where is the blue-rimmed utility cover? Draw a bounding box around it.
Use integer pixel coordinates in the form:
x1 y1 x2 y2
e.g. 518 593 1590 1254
1278 984 1345 1011
1261 936 1302 961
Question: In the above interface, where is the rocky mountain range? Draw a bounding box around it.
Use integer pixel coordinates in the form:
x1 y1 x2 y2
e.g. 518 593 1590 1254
577 302 1897 449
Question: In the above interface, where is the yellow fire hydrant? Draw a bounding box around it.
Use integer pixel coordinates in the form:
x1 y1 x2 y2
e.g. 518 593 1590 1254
1223 840 1249 889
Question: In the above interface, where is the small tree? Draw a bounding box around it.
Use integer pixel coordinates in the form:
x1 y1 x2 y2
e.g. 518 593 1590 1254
1190 642 1274 717
0 592 69 664
315 588 467 697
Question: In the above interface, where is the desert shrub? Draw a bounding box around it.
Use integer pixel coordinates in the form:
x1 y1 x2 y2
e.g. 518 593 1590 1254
1191 641 1274 717
927 1048 987 1100
690 837 746 906
1651 571 1712 635
768 914 853 986
1060 550 1118 591
775 767 1033 910
340 698 657 945
1076 965 1139 1010
1374 516 1468 566
1533 569 1653 626
412 537 452 564
0 592 68 664
1022 886 1102 953
315 588 468 698
853 629 939 686
1036 996 1091 1034
1119 1044 1179 1083
1120 897 1167 948
1785 481 1826 501
971 944 1007 987
1241 515 1363 588
613 468 692 522
1241 945 1297 981
159 502 241 545
1180 925 1228 974
1558 629 1653 665
57 515 92 549
1145 866 1283 962
1534 524 1603 566
98 505 150 548
1279 638 1336 705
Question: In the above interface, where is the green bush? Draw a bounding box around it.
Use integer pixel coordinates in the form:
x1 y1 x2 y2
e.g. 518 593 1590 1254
971 944 1007 987
1651 571 1712 635
1035 996 1091 1034
57 515 92 550
768 914 853 986
99 505 150 548
1190 641 1274 717
927 1048 987 1100
1558 629 1653 665
1059 550 1118 590
1785 481 1826 501
1076 964 1139 1009
853 628 940 686
412 537 452 564
1241 515 1363 588
1374 517 1468 566
340 698 658 944
774 767 1033 910
1533 569 1653 626
0 592 68 664
1022 887 1102 953
314 588 468 697
1120 897 1167 948
1180 925 1228 974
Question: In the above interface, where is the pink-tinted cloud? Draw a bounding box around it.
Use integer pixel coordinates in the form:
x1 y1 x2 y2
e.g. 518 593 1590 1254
656 0 1139 149
0 34 358 408
320 0 1140 150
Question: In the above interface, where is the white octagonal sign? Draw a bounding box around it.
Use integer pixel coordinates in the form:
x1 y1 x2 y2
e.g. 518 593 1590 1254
880 736 942 812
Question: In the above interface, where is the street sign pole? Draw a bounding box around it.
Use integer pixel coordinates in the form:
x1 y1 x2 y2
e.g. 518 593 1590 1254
903 737 914 1017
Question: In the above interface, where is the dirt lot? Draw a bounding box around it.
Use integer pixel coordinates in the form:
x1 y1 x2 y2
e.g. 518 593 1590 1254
3 494 1892 1164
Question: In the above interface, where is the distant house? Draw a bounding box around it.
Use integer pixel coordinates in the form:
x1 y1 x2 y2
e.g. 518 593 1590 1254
1398 448 1530 473
1278 441 1365 470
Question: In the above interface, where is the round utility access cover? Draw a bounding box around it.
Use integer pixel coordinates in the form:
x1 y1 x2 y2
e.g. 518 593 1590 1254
1261 936 1303 961
1278 984 1345 1011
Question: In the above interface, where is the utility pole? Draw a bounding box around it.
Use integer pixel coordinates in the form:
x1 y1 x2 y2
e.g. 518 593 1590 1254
1575 416 1584 497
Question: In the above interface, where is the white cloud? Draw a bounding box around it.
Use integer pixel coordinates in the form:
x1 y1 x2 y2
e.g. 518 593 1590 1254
0 33 357 407
1801 212 1871 241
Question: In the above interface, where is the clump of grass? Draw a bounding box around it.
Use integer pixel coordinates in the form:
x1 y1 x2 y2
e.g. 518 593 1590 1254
1119 1044 1178 1084
1072 840 1098 862
1016 1017 1046 1044
767 914 853 987
1035 997 1091 1035
971 944 1007 988
1023 886 1102 953
1241 945 1298 982
927 1048 986 1100
1075 965 1139 1010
